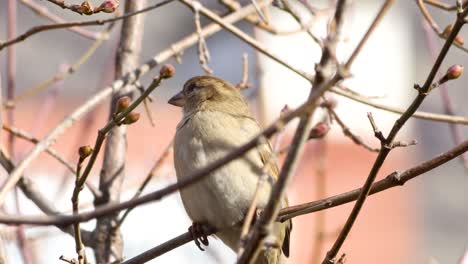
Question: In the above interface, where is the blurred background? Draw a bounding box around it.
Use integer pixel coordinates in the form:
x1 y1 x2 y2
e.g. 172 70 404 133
0 0 467 263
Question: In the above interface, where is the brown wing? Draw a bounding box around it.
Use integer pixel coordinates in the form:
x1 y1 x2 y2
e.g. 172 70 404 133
258 141 293 258
257 140 279 180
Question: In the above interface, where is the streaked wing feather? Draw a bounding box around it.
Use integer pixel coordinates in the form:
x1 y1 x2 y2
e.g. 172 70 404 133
257 140 292 259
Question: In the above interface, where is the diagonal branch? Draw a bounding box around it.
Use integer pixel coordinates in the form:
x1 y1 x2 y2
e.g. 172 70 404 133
19 0 100 40
0 0 174 51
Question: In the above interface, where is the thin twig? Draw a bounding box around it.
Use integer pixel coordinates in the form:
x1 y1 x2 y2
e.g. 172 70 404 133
236 53 250 89
0 0 175 51
327 108 379 152
193 1 214 74
45 0 119 15
250 0 269 23
19 0 100 40
424 0 468 11
220 0 316 36
142 96 156 127
280 0 323 47
71 152 90 264
2 125 75 173
179 0 315 81
416 0 468 52
5 23 115 108
332 85 468 125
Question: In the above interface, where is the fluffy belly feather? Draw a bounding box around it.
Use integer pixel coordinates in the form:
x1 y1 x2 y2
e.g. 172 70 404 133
173 111 271 240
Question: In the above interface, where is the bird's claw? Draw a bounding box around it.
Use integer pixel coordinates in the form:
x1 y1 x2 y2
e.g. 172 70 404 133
189 222 210 251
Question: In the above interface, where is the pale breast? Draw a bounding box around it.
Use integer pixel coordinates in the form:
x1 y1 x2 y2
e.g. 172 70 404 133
173 110 272 231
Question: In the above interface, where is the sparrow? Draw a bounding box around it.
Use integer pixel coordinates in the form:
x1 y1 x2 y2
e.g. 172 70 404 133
169 75 292 264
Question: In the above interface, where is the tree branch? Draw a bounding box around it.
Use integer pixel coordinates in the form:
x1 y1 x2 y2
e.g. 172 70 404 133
0 0 174 51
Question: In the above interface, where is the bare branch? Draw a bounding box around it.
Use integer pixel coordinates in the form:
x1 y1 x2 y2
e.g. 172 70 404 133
192 1 214 74
332 85 468 125
19 0 100 40
416 0 468 52
0 0 174 51
45 0 120 15
179 0 315 81
2 124 75 173
326 107 379 152
5 23 115 108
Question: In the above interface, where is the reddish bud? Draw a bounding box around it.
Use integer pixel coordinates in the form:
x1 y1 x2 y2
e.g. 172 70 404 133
160 64 175 79
72 1 94 15
308 122 330 139
115 96 131 114
280 104 290 117
455 35 465 46
442 25 464 46
78 145 93 159
446 64 464 80
321 97 338 109
81 1 94 15
98 0 119 13
122 112 140 125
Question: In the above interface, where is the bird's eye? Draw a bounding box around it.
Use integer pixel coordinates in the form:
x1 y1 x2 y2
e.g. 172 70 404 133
185 82 197 94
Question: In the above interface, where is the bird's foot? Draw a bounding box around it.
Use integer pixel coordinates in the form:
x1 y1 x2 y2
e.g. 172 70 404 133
254 208 263 223
188 222 210 251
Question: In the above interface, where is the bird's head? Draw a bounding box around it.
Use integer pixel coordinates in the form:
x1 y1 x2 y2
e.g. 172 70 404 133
168 76 247 114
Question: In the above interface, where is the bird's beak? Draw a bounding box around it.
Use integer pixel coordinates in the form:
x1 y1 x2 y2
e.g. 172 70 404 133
168 91 186 107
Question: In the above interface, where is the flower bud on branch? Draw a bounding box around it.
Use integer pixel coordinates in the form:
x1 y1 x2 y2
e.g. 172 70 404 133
78 146 93 160
95 0 119 13
115 96 131 115
160 64 176 79
308 122 330 139
439 64 464 85
121 112 141 125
